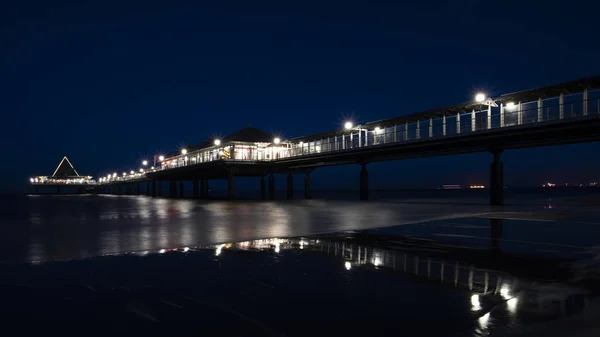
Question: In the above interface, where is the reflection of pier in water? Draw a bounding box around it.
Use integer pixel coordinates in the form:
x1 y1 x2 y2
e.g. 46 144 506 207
208 221 594 325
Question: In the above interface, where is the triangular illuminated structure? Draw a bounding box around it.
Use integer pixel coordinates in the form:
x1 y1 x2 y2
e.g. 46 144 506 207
51 156 80 178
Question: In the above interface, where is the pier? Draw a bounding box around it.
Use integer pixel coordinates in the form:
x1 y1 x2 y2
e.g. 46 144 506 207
30 75 600 204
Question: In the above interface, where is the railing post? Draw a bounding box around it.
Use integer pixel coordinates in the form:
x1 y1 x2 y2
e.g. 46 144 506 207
404 122 408 140
429 118 433 138
393 125 397 142
559 93 564 119
471 110 476 131
500 103 505 127
583 88 589 116
416 121 420 139
518 101 522 125
487 105 491 129
538 98 543 122
442 115 446 136
456 113 460 134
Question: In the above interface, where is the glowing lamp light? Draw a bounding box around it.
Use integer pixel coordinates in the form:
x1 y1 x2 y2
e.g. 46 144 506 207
181 149 187 155
139 168 144 173
505 102 516 111
475 93 486 103
142 160 148 166
344 121 353 130
122 172 126 176
158 155 165 161
344 261 352 270
30 178 34 183
112 173 117 177
374 126 382 134
299 141 303 146
130 170 135 175
183 247 190 252
214 139 221 146
273 137 281 144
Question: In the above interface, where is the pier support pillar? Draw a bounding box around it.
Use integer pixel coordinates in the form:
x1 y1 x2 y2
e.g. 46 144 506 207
260 175 266 200
179 181 184 198
204 180 210 198
158 182 163 197
286 172 293 200
228 170 235 200
490 150 504 206
268 174 275 200
152 181 157 198
360 162 369 201
169 181 176 198
146 182 150 196
137 183 141 196
200 180 206 198
193 179 199 198
304 172 312 199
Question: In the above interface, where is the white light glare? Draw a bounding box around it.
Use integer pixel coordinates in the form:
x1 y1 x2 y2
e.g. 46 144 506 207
30 178 34 183
471 294 481 311
142 160 148 166
158 155 165 161
214 139 221 146
475 93 486 103
181 149 187 155
345 261 352 270
215 244 225 256
122 172 126 176
273 137 281 144
112 173 117 177
505 102 516 111
344 121 353 130
130 170 135 175
500 285 510 299
159 249 166 254
139 168 144 173
374 126 382 134
183 247 190 252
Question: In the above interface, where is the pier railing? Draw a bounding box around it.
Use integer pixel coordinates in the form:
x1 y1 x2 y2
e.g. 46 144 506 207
99 92 600 184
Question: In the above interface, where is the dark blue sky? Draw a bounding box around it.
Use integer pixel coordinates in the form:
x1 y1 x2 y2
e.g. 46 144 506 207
2 0 600 193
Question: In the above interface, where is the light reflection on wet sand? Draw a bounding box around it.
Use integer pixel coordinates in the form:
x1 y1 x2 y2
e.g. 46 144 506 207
0 193 592 263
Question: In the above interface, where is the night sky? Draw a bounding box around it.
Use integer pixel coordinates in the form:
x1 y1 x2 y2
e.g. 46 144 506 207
2 0 600 193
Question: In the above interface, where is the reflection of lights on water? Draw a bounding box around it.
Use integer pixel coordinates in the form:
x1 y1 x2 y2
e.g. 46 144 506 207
345 261 352 270
159 249 166 254
471 294 481 311
500 285 510 299
183 247 190 252
215 244 225 256
274 243 280 253
478 312 490 328
506 297 518 313
373 257 382 267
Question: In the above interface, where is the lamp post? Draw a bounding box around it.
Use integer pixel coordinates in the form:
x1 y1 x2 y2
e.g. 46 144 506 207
344 121 367 148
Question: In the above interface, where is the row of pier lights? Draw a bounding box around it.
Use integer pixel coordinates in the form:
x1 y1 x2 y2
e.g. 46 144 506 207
99 90 496 178
99 92 507 202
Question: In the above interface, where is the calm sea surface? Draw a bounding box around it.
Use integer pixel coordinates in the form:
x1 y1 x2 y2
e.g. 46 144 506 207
1 188 599 263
